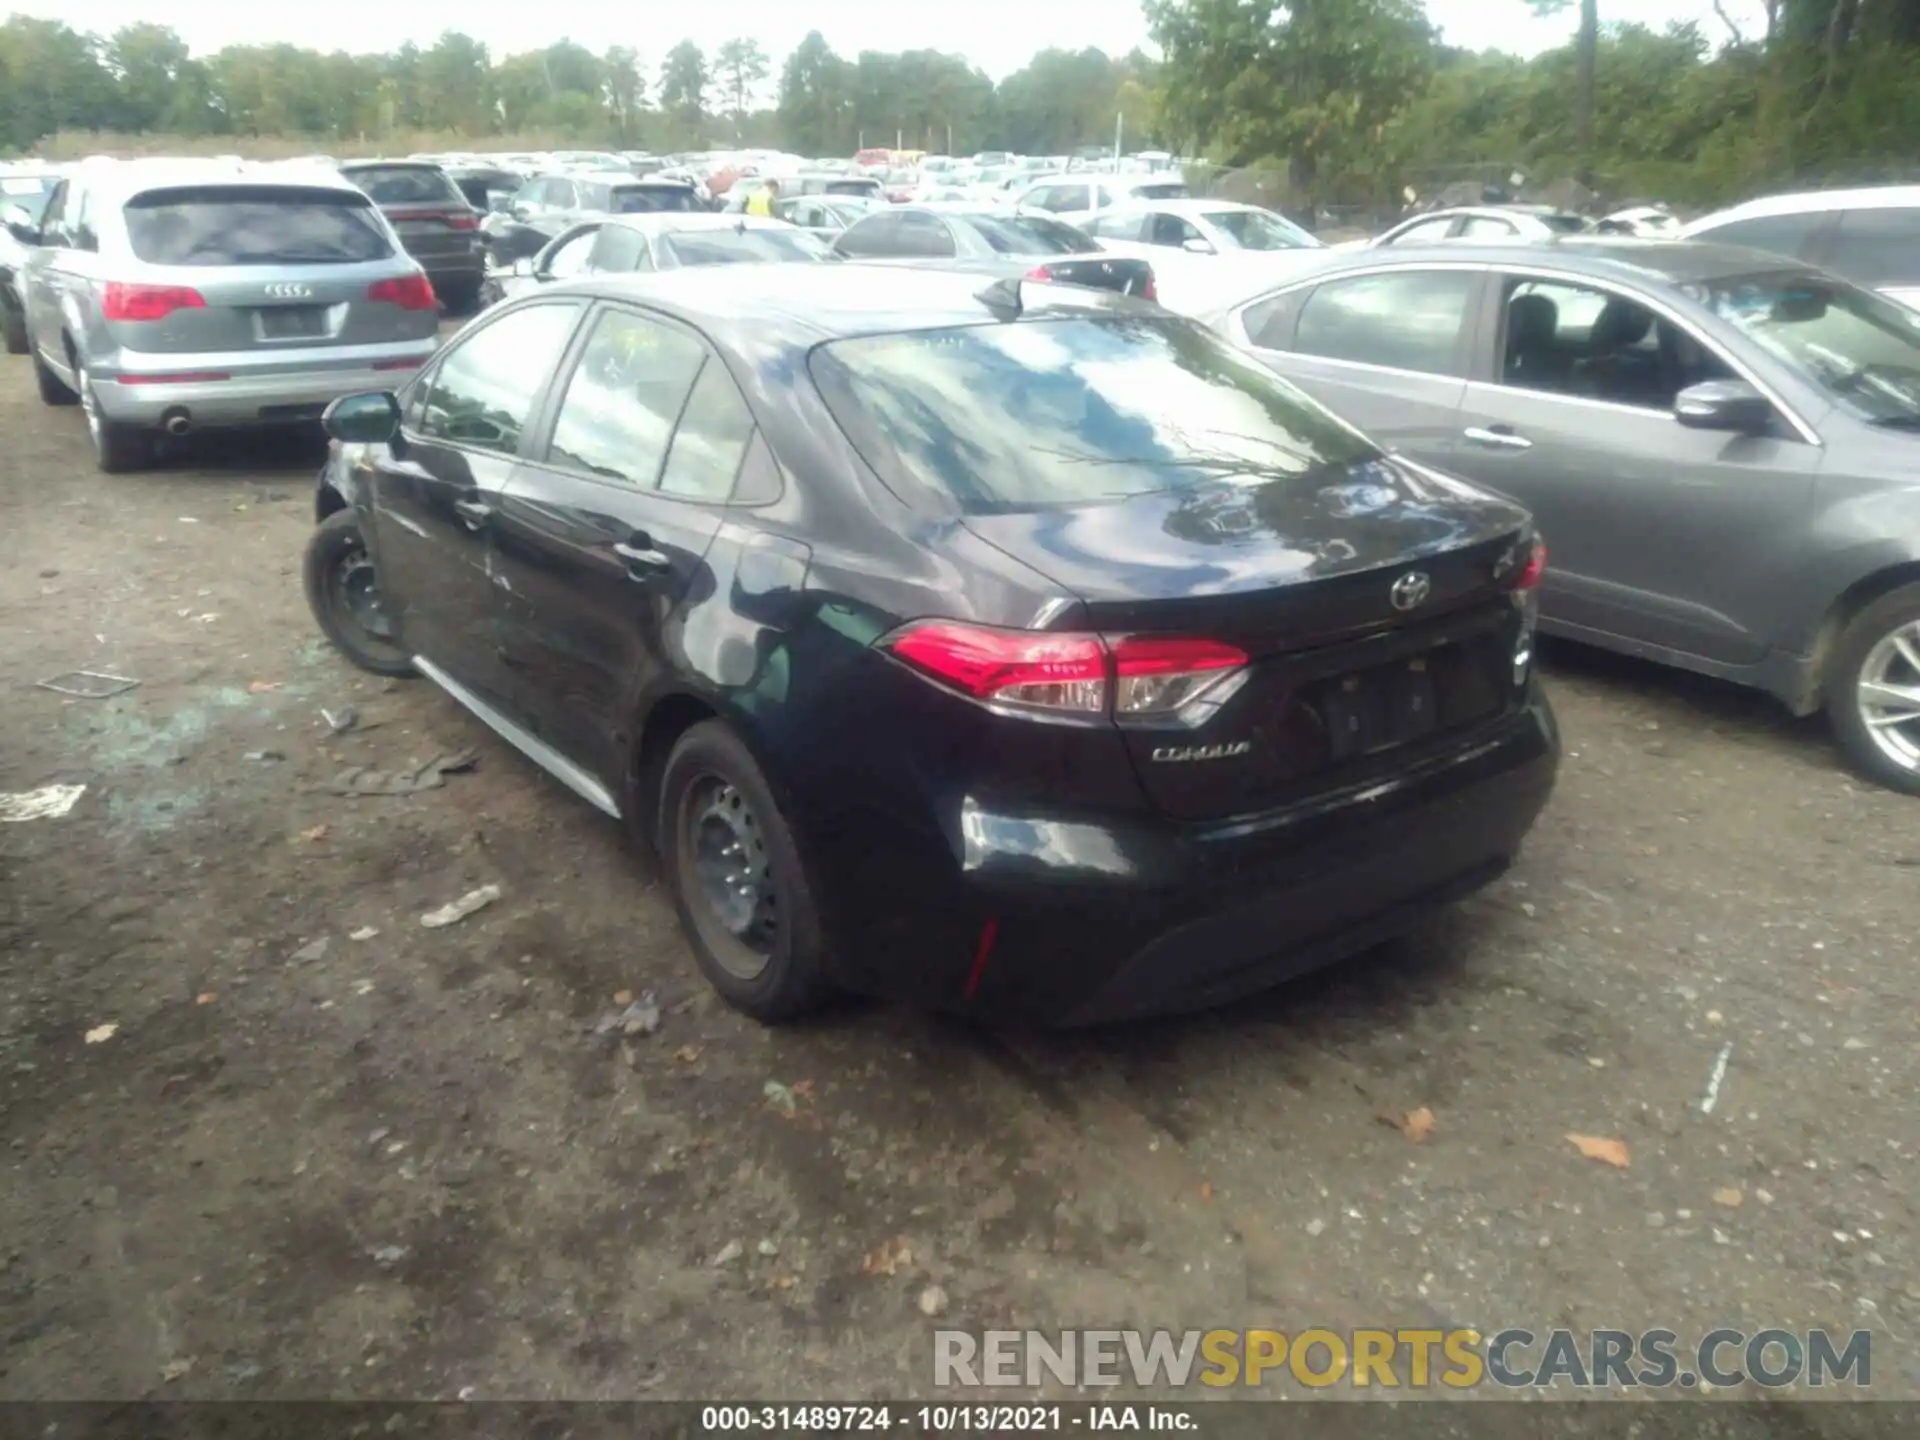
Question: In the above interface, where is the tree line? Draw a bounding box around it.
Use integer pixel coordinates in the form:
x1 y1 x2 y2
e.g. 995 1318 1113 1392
6 3 1920 209
0 20 1160 161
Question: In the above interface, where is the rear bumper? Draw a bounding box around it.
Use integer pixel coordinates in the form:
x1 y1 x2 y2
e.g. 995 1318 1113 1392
820 691 1559 1025
415 254 486 291
91 341 439 428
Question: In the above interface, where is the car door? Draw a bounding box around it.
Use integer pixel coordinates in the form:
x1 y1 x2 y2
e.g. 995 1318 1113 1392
1234 265 1484 464
489 303 751 784
1452 270 1820 664
368 299 585 702
22 178 70 358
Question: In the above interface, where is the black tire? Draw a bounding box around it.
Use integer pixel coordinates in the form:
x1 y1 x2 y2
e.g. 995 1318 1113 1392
303 509 415 678
2 301 25 355
439 280 482 317
1827 580 1920 796
34 351 75 405
657 720 833 1022
75 363 151 473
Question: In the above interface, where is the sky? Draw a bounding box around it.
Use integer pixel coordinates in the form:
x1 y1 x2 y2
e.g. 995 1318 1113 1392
11 0 1776 83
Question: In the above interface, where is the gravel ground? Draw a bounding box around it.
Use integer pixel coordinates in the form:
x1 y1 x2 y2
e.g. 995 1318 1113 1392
1 342 1917 1410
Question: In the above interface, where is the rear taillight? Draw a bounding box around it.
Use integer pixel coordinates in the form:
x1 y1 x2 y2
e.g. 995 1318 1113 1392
880 621 1248 718
445 212 479 230
1025 265 1056 283
1508 536 1547 591
367 274 438 311
102 282 205 322
387 208 477 229
373 357 424 371
1139 274 1158 303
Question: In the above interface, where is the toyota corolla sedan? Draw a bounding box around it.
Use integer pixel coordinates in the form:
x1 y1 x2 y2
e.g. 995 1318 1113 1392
303 266 1557 1025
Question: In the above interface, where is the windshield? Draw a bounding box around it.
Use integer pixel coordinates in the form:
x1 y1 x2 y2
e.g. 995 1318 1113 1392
810 314 1378 512
660 228 824 266
1695 271 1920 425
1204 208 1318 250
964 213 1091 256
610 185 699 213
2 174 62 222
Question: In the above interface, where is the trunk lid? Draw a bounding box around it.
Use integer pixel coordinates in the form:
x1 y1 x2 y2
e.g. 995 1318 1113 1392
101 259 431 354
962 457 1535 820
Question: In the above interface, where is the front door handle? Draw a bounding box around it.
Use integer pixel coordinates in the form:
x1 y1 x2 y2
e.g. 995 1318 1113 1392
613 536 672 578
453 497 493 529
1463 425 1533 451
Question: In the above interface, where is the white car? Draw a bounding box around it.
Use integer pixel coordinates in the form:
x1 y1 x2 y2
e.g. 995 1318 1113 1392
1342 204 1591 250
1080 199 1321 255
1597 204 1678 236
1014 173 1192 227
1679 185 1920 312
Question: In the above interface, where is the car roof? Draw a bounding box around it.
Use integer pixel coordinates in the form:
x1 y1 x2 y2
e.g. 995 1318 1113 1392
604 213 793 235
1688 184 1920 226
551 263 1141 350
339 159 444 170
1103 198 1266 217
1283 235 1828 288
69 157 367 203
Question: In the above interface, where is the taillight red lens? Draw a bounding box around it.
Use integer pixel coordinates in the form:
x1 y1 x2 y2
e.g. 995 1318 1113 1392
1025 265 1056 283
1510 536 1547 591
1140 275 1158 303
102 282 205 322
880 623 1248 717
367 274 438 311
445 212 480 230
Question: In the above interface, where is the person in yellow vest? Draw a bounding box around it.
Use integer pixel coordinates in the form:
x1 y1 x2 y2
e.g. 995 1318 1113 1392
745 178 779 218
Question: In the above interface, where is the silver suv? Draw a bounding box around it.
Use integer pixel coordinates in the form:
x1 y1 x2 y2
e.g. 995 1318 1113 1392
7 158 441 472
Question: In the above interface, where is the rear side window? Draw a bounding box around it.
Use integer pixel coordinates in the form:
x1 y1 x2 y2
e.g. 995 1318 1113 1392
547 310 705 486
611 186 698 214
343 166 460 207
1694 210 1831 261
1825 208 1920 288
588 224 650 273
966 213 1086 255
659 360 757 500
835 211 904 256
123 186 393 266
810 314 1376 512
1294 270 1479 375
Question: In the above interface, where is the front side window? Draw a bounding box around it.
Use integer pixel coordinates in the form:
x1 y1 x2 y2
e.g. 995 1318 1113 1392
1498 277 1733 410
1294 270 1478 375
810 313 1377 513
123 186 393 265
1205 208 1316 251
1148 212 1204 247
1085 211 1145 241
417 302 581 454
588 224 650 273
892 211 956 258
546 309 705 485
543 226 601 279
1825 208 1920 289
1693 211 1830 261
834 212 902 257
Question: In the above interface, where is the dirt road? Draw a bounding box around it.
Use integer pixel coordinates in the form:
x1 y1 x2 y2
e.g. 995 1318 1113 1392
2 350 1917 1405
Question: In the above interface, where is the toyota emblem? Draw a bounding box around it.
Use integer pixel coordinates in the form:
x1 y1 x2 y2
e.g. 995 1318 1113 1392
264 282 313 300
1389 571 1432 611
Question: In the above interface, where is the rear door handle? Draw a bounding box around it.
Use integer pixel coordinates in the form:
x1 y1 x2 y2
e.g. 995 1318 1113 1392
1463 426 1533 451
613 537 672 577
453 497 493 529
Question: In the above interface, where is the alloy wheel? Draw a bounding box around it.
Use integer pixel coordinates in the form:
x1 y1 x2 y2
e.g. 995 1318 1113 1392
1856 619 1920 774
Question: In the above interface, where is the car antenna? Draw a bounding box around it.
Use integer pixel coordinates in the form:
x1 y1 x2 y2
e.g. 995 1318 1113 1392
974 276 1023 319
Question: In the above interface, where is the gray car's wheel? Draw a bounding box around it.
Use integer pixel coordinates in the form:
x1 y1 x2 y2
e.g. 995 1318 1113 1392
75 363 152 473
303 509 415 677
1828 581 1920 797
657 721 833 1023
34 350 76 405
1 300 26 355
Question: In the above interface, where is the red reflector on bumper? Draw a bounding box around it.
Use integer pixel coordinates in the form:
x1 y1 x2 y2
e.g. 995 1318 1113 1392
373 358 424 371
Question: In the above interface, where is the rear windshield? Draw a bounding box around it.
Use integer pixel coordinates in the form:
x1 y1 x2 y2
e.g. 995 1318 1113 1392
961 213 1090 255
1541 213 1590 234
342 166 461 207
610 185 700 214
1130 182 1190 200
810 314 1378 512
826 180 880 196
660 229 823 266
124 186 393 265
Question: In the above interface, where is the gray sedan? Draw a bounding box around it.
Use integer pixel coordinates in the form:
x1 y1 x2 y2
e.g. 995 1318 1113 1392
1198 237 1920 793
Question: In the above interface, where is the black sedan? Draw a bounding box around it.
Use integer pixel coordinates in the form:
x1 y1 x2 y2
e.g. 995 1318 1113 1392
481 172 704 265
830 203 1159 300
303 266 1558 1025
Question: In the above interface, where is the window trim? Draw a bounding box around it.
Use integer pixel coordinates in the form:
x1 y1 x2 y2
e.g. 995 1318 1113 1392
520 298 781 508
403 298 587 459
1228 258 1822 446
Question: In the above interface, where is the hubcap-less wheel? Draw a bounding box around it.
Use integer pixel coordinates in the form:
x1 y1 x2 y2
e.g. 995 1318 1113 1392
679 776 777 980
1856 620 1920 774
335 548 395 641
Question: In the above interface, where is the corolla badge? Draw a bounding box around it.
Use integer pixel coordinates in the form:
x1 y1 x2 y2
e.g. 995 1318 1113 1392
1151 741 1252 763
1390 570 1433 611
264 282 313 299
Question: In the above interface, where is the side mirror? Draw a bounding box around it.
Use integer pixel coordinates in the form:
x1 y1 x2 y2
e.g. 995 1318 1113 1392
1182 237 1216 255
512 257 537 279
323 391 401 445
1675 379 1773 436
4 203 39 245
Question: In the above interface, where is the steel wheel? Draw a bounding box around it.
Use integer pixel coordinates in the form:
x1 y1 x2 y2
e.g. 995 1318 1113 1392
335 546 396 642
676 774 778 980
1855 619 1920 775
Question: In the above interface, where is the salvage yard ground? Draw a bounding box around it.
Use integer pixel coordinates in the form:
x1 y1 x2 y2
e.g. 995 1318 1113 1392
2 345 1918 1406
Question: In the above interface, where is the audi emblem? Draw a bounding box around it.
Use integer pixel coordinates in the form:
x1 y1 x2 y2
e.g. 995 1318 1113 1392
1389 571 1432 611
263 282 313 299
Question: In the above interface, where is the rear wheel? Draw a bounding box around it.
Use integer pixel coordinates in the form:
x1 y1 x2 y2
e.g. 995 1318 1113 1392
1828 581 1920 796
303 509 414 677
1 298 26 355
439 280 482 316
658 721 833 1022
76 363 152 473
34 350 75 405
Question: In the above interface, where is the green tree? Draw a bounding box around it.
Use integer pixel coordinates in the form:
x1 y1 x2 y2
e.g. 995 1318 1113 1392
713 37 769 134
1528 0 1599 180
658 40 708 142
603 46 646 143
778 31 855 154
419 32 495 135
